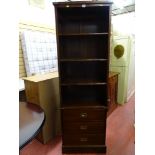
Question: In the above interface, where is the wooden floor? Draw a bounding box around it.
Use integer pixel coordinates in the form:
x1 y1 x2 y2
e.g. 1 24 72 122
20 94 135 155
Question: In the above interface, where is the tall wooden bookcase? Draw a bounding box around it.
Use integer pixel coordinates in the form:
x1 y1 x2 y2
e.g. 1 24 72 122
53 1 112 153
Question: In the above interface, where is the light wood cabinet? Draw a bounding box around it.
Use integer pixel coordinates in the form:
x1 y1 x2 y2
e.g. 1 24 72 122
23 72 60 144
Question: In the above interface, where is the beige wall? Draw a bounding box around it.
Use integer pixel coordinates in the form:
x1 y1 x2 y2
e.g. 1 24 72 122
19 0 56 78
111 13 135 102
19 0 55 27
19 22 55 78
19 33 26 78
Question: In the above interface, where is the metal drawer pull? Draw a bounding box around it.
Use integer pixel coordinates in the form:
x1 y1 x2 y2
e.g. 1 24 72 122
80 138 88 142
82 4 86 8
107 99 110 102
80 112 87 118
80 125 87 130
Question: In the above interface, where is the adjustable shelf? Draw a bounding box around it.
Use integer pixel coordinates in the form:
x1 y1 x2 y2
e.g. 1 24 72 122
61 81 107 86
60 78 107 85
58 33 108 36
61 101 108 109
60 58 107 62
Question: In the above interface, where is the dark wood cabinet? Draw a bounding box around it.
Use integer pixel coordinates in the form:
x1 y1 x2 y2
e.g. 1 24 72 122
108 72 119 116
53 1 112 153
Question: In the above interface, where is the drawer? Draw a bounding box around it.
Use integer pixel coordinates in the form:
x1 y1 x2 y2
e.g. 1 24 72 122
62 108 107 122
63 121 106 134
63 134 105 145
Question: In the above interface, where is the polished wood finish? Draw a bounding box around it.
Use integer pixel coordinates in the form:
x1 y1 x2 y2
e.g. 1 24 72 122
62 108 107 122
53 1 112 153
59 33 108 36
63 121 105 134
63 134 105 145
62 145 107 153
19 102 45 150
23 73 60 144
20 94 135 155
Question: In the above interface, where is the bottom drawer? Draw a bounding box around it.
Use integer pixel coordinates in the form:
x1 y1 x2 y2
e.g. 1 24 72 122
63 134 105 145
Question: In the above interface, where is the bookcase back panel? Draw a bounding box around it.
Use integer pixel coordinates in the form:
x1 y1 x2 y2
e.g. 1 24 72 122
59 36 108 59
61 85 107 104
59 21 107 34
60 61 108 82
58 6 110 33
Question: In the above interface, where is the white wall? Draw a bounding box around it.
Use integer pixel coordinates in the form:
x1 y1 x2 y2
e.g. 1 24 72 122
127 37 135 101
112 12 135 37
19 0 56 27
112 12 135 101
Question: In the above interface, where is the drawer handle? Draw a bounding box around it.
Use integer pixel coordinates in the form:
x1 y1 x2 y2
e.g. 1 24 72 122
80 137 88 142
82 4 86 8
80 113 87 118
80 125 87 130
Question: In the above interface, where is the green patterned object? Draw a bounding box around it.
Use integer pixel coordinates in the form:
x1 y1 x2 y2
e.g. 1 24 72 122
114 45 124 59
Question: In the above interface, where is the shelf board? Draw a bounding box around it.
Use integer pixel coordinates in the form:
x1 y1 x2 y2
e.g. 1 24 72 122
58 33 108 36
60 58 107 62
59 16 105 21
61 80 107 86
60 101 108 109
61 83 106 86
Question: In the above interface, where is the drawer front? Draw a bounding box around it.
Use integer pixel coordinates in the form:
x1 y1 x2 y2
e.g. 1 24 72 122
63 121 106 134
62 108 107 122
63 134 105 145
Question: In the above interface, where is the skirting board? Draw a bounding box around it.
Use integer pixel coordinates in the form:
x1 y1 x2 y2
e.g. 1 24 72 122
126 90 135 102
